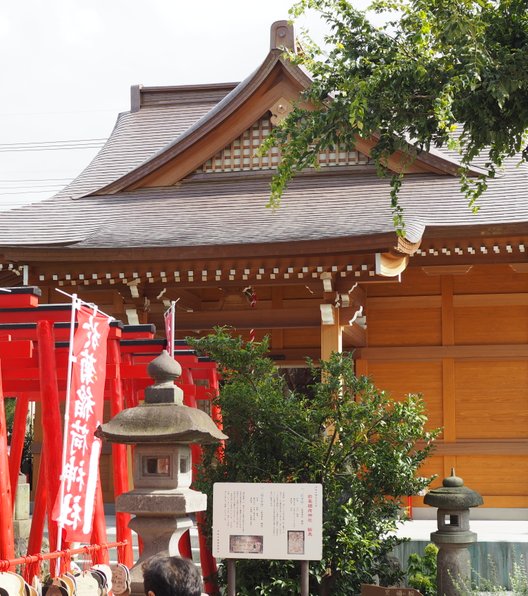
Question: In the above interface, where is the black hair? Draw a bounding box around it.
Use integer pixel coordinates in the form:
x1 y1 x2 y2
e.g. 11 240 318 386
142 555 202 596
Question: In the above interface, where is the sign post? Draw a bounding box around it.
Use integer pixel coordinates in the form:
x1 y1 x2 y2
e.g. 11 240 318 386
213 483 323 595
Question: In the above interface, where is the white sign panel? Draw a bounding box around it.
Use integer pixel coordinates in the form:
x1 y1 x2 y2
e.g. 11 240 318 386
212 483 323 561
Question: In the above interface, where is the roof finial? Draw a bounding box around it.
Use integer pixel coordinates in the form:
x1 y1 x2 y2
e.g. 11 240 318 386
270 21 295 53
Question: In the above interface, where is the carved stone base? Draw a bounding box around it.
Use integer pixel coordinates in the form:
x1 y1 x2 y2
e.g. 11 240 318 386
128 515 194 596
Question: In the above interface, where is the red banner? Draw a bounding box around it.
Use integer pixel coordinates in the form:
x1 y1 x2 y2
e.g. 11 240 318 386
53 305 110 542
164 302 175 358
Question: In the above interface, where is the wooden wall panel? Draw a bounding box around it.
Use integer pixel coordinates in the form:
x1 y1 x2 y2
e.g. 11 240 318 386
454 305 528 344
363 264 528 508
455 456 528 497
453 265 528 294
367 269 441 297
367 308 442 347
283 328 320 348
418 455 444 490
455 361 528 439
367 361 443 432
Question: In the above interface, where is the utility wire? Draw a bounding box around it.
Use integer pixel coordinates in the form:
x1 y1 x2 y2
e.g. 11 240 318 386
0 177 73 183
0 137 106 147
0 138 106 152
0 189 64 195
0 145 104 153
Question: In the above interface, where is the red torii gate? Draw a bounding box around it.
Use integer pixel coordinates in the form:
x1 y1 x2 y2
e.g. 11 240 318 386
0 287 221 591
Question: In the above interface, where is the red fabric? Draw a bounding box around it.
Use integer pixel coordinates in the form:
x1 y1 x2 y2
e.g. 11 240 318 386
164 305 175 357
53 306 110 542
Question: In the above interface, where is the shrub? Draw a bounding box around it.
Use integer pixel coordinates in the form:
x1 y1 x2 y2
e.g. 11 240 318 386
407 543 438 596
190 329 438 595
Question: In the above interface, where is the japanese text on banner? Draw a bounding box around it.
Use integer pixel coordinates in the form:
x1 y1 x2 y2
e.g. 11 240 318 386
53 305 110 541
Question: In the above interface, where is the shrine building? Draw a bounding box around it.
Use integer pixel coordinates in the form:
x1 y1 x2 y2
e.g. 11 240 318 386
0 21 527 513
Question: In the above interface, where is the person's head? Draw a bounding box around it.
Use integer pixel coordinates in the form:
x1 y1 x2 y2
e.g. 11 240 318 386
142 555 203 596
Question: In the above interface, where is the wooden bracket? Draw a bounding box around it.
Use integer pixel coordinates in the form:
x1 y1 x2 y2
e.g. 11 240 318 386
375 252 409 277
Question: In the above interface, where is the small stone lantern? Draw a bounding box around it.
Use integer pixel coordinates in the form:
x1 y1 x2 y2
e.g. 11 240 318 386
99 350 227 595
424 469 483 596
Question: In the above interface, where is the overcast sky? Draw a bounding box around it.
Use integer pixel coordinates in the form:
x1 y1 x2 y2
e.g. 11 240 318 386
0 0 371 210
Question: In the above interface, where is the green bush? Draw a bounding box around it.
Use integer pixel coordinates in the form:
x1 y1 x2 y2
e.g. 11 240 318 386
407 543 438 596
190 329 439 595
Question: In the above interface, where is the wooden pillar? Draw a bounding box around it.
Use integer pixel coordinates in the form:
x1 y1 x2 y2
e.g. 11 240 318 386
320 306 342 361
0 360 15 561
37 320 63 554
9 395 29 510
441 276 457 474
271 288 284 351
108 339 133 567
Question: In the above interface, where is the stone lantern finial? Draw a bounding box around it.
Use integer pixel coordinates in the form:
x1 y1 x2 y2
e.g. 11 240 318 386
144 350 183 405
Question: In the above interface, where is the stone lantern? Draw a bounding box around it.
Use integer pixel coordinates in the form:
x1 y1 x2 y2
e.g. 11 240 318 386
424 469 483 596
99 350 227 595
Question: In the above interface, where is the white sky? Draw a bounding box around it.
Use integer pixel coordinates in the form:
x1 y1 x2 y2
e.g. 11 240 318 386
0 0 372 210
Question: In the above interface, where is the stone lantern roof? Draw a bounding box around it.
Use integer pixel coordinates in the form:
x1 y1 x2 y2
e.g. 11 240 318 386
99 350 227 444
424 469 483 510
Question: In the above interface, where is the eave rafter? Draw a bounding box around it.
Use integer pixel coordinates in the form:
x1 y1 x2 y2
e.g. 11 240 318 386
410 236 528 268
29 254 403 291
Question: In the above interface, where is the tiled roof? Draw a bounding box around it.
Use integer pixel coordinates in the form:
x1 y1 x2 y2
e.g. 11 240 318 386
1 159 527 249
1 61 527 252
52 86 234 201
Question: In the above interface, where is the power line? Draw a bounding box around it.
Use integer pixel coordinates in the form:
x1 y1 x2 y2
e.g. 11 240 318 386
0 145 104 153
0 189 63 195
0 177 73 183
0 138 106 153
0 138 107 147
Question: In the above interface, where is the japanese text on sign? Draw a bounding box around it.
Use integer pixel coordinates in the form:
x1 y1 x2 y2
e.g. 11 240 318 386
213 483 322 561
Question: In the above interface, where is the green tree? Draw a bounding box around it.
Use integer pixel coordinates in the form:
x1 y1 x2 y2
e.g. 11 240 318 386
267 0 528 232
189 329 438 595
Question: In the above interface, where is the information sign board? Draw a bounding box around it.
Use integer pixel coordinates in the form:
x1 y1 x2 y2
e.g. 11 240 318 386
212 483 322 561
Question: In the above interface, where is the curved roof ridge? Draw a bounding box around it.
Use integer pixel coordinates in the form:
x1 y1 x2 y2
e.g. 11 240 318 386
59 93 227 201
92 50 313 196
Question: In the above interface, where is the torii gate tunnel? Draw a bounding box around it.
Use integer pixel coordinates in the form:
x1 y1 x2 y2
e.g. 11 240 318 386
0 286 222 592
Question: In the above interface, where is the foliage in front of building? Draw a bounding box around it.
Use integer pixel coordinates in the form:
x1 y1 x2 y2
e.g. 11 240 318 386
407 543 438 596
189 328 439 595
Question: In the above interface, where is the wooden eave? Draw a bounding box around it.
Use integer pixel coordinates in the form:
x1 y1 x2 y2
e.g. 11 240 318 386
0 232 406 264
93 51 313 195
353 136 486 177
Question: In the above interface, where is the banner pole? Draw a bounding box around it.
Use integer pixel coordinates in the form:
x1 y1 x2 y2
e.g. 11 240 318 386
55 294 79 572
171 300 176 358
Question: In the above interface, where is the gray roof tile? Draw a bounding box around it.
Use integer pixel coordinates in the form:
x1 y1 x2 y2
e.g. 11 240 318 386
1 162 527 249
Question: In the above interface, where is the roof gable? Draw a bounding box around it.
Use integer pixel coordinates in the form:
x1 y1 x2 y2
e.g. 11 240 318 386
90 23 483 197
191 114 373 176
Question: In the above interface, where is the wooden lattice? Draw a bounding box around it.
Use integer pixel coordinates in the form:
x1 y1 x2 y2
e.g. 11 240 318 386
196 116 371 174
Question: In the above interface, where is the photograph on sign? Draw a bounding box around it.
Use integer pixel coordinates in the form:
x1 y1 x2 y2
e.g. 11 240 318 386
212 483 322 560
229 535 264 554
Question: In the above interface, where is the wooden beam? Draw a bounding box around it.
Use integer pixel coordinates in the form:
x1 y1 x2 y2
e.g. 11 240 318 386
321 307 341 360
422 265 473 276
7 232 398 263
170 289 202 311
271 287 284 350
453 293 528 307
356 344 528 361
367 295 441 309
171 307 322 330
342 323 366 347
416 439 528 455
266 348 320 363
